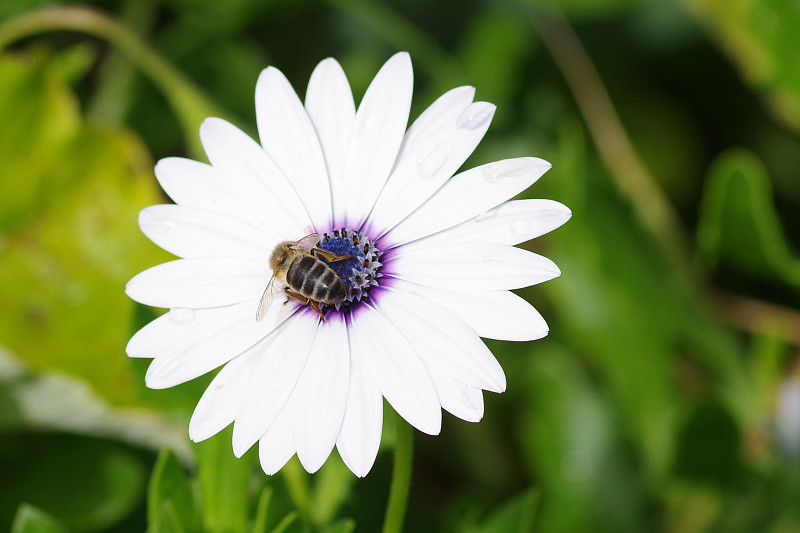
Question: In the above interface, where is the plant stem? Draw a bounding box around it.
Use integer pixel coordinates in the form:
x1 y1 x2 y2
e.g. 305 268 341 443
86 0 156 125
0 5 225 159
382 413 413 533
526 4 696 286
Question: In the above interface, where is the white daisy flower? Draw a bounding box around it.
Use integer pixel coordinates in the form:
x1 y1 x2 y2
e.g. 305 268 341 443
125 52 570 477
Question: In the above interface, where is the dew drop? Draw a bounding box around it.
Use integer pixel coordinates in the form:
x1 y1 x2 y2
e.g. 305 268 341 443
482 160 533 183
353 117 376 138
461 386 480 410
473 206 499 222
159 348 193 380
510 218 531 237
457 102 494 130
481 252 499 264
142 208 179 235
169 307 195 325
417 143 450 181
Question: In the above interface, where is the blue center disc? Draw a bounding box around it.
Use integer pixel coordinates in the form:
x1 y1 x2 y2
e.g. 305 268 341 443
317 228 383 307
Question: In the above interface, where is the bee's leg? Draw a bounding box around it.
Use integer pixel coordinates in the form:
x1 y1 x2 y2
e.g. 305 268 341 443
308 299 326 323
281 286 291 305
284 289 327 322
284 289 308 305
312 248 352 263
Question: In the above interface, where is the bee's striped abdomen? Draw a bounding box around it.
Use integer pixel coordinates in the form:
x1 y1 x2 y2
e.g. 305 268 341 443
286 255 347 304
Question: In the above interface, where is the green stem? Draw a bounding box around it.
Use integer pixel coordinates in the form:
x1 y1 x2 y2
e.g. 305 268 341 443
0 5 226 159
525 5 696 286
382 412 414 533
86 0 156 125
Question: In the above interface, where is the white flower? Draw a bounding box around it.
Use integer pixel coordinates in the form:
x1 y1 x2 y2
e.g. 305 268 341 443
125 52 570 477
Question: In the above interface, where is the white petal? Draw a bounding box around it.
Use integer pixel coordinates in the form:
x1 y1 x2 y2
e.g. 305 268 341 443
349 304 441 435
125 258 268 308
126 310 176 359
232 313 319 457
394 279 549 341
199 117 311 238
293 314 350 473
382 157 551 246
139 205 275 260
258 405 296 475
305 58 355 223
340 52 413 226
388 242 560 291
133 299 294 388
415 199 572 247
377 288 505 393
429 370 485 423
336 321 383 478
255 67 331 231
154 157 244 217
189 349 259 442
367 87 496 233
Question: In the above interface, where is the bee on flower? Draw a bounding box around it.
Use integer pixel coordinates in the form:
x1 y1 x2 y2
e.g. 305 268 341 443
126 52 570 477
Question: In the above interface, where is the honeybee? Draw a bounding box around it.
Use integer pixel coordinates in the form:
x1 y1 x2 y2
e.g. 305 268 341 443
256 233 350 322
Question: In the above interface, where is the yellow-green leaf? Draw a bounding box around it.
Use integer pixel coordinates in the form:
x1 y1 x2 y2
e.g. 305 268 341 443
0 50 171 405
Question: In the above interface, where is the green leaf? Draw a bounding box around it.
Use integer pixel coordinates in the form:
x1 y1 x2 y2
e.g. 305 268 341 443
542 122 683 476
0 347 190 460
697 148 800 290
148 449 199 532
269 511 300 533
320 518 356 533
0 434 146 532
0 50 172 406
529 0 641 19
150 502 185 533
532 122 757 531
458 10 534 111
674 400 742 486
679 0 800 132
518 348 645 533
464 489 538 533
309 453 355 527
251 486 273 533
194 427 256 533
11 504 68 533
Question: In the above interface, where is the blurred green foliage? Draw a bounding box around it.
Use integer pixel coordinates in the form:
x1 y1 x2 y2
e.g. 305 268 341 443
2 0 800 531
0 50 173 404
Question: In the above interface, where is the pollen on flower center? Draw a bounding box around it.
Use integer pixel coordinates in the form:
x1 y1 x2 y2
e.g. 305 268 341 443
318 228 383 309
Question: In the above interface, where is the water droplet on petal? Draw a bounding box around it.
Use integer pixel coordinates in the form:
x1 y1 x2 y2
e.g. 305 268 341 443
461 386 481 410
353 117 375 138
142 208 179 236
474 206 499 222
510 218 531 237
417 143 451 181
481 252 498 264
482 160 532 183
169 307 195 325
457 102 495 130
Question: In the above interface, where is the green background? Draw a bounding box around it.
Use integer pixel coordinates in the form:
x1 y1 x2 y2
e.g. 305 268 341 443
2 0 800 531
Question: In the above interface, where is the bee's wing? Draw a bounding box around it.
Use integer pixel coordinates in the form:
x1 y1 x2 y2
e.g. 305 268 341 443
292 233 320 253
255 274 281 322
